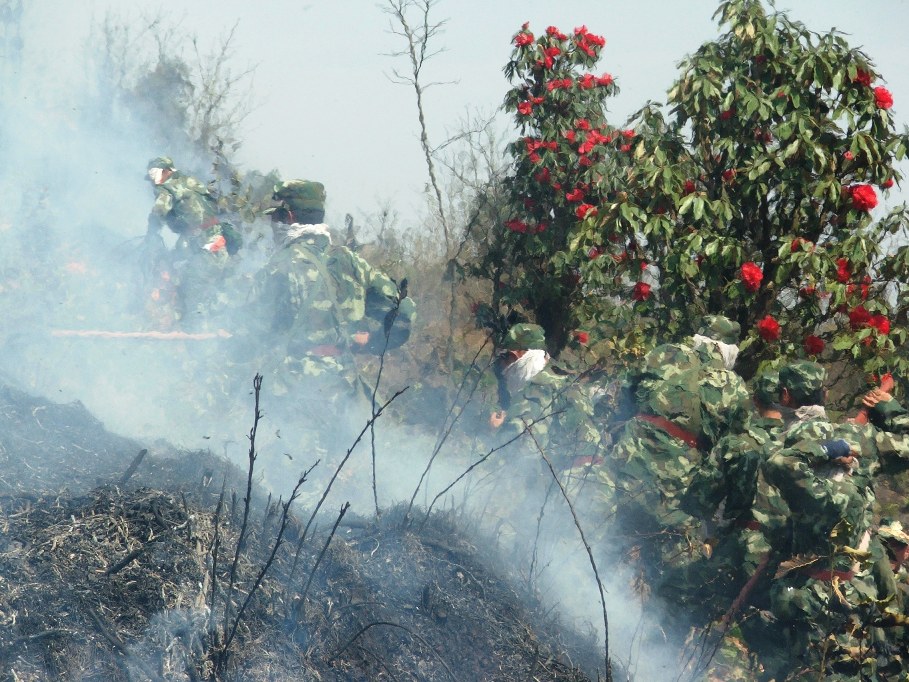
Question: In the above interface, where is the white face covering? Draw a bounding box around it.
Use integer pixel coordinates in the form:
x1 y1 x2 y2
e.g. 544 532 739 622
692 334 739 370
501 348 549 395
148 168 167 185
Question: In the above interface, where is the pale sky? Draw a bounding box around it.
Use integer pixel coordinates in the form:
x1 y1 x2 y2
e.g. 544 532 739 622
31 0 909 227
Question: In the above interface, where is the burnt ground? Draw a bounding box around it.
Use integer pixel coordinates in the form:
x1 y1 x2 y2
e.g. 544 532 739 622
0 379 607 681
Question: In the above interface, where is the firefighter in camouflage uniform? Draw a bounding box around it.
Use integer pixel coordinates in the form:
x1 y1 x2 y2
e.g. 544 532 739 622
251 179 415 417
600 315 751 599
144 156 242 329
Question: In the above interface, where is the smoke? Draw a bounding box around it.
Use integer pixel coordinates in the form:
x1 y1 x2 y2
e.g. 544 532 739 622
0 6 700 680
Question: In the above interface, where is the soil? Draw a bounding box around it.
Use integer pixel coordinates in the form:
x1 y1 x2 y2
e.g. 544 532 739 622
0 379 607 681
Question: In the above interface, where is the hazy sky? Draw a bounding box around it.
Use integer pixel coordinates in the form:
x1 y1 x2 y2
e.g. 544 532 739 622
38 0 909 227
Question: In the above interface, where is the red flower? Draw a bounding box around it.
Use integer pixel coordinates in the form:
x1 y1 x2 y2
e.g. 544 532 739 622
621 129 635 139
848 184 878 211
836 257 851 283
534 168 551 184
504 219 528 233
576 119 591 131
683 180 696 195
517 101 533 116
579 73 596 89
882 178 894 189
528 152 542 164
563 130 576 143
873 86 894 110
514 31 534 47
587 246 602 260
799 285 816 299
572 330 590 345
843 151 855 161
722 169 736 183
619 144 631 153
631 281 652 301
804 335 825 355
791 237 812 253
849 305 872 330
545 26 567 40
597 73 614 86
566 188 585 202
853 69 873 87
719 109 735 121
756 316 781 341
575 203 597 220
871 314 890 335
740 261 763 292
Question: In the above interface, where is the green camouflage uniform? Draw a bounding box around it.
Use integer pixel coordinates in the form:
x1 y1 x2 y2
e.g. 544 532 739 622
603 317 750 592
145 156 242 327
751 362 879 678
490 324 603 476
856 522 909 679
252 181 415 404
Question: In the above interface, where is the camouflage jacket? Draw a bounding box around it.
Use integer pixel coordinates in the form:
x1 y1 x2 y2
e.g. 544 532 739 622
762 412 874 565
684 414 783 523
611 366 750 522
497 368 601 467
149 171 238 255
252 229 415 360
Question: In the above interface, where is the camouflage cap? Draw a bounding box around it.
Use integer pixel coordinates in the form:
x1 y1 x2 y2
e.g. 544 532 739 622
147 156 175 171
778 360 826 404
696 315 741 345
878 518 909 545
501 323 546 351
264 179 326 215
751 369 780 406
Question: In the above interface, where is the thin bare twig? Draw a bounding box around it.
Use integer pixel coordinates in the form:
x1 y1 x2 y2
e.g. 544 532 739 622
524 422 612 680
289 388 408 581
222 374 263 638
300 502 350 603
418 410 559 524
220 463 317 659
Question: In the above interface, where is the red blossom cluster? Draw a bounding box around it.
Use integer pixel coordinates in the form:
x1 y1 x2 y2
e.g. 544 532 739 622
848 305 890 335
572 330 589 344
631 281 651 301
537 46 562 70
882 178 895 189
853 69 873 87
835 258 851 283
874 86 894 110
848 184 878 211
573 25 605 57
683 179 696 195
804 335 825 355
578 129 611 155
756 315 781 341
790 237 812 253
575 203 598 220
546 78 575 91
514 31 534 47
740 261 763 292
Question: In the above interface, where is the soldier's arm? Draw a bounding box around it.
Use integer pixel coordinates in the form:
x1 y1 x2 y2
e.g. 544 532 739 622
866 392 909 434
